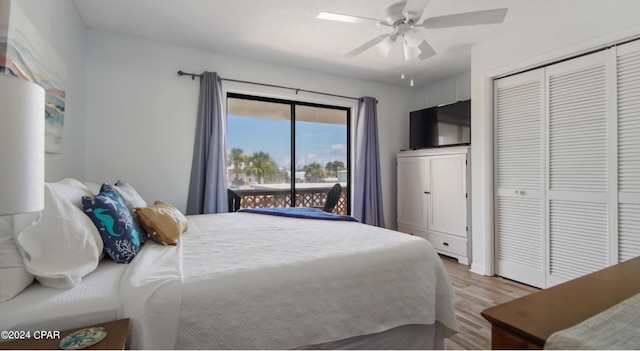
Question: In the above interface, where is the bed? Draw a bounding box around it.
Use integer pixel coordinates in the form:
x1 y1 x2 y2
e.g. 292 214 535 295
0 180 458 349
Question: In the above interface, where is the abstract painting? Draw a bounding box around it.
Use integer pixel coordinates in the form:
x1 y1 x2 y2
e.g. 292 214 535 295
0 0 67 154
0 1 11 73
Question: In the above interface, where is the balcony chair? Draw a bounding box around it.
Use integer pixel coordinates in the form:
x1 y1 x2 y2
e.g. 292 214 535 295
312 183 342 213
228 189 241 212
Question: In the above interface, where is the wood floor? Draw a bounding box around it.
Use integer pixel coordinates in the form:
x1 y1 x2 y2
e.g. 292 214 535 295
439 255 539 350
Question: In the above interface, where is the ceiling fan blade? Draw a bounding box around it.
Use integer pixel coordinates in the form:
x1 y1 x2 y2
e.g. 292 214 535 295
402 0 431 21
345 34 392 58
417 40 436 60
404 27 425 47
317 12 388 26
376 34 397 58
419 8 508 29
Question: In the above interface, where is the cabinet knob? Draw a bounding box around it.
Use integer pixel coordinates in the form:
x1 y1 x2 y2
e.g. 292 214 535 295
424 191 431 194
443 242 449 246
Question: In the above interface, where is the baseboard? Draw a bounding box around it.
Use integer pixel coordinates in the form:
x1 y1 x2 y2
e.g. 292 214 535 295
469 263 487 276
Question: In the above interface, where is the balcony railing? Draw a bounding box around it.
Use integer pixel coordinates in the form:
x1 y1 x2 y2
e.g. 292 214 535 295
232 184 348 215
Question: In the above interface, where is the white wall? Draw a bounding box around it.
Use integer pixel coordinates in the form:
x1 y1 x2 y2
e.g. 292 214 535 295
470 0 640 275
14 0 86 182
84 30 413 227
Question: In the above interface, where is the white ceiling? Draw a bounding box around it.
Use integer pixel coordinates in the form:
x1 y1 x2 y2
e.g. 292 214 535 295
74 0 582 87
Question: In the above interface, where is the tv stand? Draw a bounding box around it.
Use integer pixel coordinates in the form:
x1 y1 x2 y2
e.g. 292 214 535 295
396 146 470 264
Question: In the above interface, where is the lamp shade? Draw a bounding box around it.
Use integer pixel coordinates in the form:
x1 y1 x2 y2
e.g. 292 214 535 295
0 74 45 215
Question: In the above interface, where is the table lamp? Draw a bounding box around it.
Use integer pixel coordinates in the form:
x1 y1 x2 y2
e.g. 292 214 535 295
0 74 45 215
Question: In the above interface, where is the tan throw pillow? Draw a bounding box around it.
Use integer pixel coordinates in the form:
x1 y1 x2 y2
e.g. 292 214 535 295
135 201 188 246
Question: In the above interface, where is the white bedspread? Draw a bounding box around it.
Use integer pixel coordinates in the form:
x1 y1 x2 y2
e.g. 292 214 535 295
120 212 458 349
118 235 183 349
1 212 458 350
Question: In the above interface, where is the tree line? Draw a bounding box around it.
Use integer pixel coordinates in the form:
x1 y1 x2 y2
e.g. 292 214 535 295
229 147 345 185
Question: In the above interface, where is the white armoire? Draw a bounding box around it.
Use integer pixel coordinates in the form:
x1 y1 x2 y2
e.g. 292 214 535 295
494 40 640 289
397 146 470 264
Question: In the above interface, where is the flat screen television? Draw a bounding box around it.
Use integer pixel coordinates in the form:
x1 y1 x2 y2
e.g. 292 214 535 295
410 99 471 149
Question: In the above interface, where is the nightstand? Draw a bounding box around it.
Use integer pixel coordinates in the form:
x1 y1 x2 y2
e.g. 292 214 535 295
0 318 129 350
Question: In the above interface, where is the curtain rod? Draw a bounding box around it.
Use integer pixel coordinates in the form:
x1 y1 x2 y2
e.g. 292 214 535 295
177 70 365 102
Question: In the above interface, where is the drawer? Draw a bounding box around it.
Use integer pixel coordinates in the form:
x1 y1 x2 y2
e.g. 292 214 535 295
397 223 428 240
427 231 467 256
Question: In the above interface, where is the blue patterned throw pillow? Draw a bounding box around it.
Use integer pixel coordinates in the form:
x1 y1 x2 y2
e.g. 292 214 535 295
100 183 148 244
82 186 143 263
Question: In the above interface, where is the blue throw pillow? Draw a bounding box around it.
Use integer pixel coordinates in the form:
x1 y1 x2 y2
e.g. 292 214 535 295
100 183 148 244
82 187 143 263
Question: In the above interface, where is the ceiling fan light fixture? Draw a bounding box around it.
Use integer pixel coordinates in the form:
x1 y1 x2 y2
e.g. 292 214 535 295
376 35 396 57
404 27 424 47
403 41 419 60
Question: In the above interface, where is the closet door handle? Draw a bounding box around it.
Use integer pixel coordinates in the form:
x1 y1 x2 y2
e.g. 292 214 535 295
424 191 431 194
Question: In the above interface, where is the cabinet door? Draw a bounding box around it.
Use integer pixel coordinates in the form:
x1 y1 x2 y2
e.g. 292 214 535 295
545 51 610 287
494 68 546 288
426 154 466 237
397 157 427 229
617 40 640 262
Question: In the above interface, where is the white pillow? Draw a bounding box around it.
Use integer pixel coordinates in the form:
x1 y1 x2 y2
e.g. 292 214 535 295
0 216 34 301
14 178 104 288
114 180 147 209
83 181 102 195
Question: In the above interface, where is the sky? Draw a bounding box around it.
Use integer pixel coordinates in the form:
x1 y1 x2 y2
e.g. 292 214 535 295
227 114 347 171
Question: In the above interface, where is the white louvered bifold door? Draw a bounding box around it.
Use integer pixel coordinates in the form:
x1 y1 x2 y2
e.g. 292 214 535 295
545 51 612 287
494 69 546 288
617 41 640 262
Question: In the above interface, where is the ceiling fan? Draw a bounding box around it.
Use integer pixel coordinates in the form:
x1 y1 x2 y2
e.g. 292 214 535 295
317 0 508 61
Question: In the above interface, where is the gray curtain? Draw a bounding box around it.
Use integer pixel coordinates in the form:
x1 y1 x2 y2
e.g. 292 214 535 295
186 72 228 215
353 96 385 227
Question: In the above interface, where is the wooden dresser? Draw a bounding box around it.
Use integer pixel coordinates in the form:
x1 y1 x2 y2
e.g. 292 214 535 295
481 256 640 349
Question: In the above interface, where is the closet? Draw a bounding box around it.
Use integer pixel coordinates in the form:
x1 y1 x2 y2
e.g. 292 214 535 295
494 40 640 288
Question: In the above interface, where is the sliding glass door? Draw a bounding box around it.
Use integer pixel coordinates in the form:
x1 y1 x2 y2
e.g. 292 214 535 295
226 93 350 214
294 104 348 213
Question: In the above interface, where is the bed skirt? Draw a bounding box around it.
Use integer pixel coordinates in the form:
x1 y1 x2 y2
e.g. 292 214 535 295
294 323 445 350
